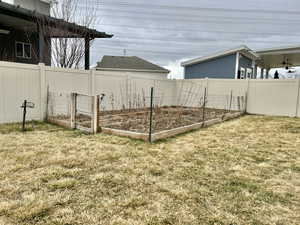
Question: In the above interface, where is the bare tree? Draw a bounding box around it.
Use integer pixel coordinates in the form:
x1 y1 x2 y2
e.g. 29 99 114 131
50 0 98 68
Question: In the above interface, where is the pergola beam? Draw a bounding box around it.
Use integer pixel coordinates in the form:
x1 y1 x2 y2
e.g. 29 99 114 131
0 1 113 69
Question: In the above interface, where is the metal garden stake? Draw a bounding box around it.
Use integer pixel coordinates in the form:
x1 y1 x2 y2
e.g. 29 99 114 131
21 100 35 131
202 87 207 122
149 87 154 142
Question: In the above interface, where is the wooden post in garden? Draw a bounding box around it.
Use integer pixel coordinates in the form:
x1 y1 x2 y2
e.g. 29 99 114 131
70 93 77 129
91 95 99 134
202 87 207 122
229 90 233 112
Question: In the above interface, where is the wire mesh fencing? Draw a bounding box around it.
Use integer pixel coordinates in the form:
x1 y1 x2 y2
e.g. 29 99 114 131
97 81 246 142
46 79 246 141
75 94 93 131
47 92 72 128
150 88 245 136
47 91 98 133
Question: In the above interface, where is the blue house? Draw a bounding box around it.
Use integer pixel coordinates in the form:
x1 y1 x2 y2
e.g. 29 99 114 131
181 46 260 79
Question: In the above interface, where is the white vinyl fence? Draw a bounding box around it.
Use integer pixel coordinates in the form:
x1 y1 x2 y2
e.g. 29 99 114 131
0 62 42 123
0 60 300 124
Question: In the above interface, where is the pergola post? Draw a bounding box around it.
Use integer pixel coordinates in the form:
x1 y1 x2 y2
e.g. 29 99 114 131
85 36 90 70
38 24 45 64
252 60 257 79
254 66 258 79
266 69 270 79
260 68 264 79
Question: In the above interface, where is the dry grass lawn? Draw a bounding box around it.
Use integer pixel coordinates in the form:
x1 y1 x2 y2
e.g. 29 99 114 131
0 115 299 225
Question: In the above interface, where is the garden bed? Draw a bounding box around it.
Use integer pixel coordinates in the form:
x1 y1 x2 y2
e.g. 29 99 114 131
47 106 243 141
99 106 243 141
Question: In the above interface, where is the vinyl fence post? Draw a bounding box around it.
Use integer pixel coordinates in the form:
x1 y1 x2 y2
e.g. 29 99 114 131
89 69 95 96
202 87 207 122
45 85 49 121
91 69 96 96
237 96 241 111
149 87 154 142
245 79 250 113
39 63 47 121
244 91 248 114
91 95 99 134
70 93 76 129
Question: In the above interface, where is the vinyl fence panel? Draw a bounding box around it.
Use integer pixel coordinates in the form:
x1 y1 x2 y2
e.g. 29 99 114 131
247 79 299 117
1 60 300 125
0 61 41 123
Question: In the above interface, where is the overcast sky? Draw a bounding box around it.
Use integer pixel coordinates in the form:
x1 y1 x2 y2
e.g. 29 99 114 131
83 0 300 78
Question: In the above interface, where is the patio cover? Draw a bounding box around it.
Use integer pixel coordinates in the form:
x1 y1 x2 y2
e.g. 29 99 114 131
0 1 113 69
256 45 300 69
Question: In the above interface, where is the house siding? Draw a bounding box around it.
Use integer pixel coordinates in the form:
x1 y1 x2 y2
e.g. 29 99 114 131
0 28 51 66
184 53 236 79
14 0 50 15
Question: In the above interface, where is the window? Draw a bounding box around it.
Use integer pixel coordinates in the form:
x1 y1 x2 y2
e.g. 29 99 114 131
16 42 31 59
246 68 253 79
240 67 245 79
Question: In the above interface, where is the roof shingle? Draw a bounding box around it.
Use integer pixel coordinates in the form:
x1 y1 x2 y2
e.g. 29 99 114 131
97 56 170 73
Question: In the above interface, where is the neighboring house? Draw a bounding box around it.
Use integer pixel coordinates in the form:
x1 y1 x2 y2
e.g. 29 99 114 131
0 0 112 68
182 45 300 79
96 56 170 79
181 45 259 79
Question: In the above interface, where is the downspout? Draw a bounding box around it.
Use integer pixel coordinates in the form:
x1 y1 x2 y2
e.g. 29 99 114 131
245 78 250 113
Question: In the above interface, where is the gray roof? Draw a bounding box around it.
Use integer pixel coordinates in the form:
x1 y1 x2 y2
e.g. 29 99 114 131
181 45 259 67
97 56 170 73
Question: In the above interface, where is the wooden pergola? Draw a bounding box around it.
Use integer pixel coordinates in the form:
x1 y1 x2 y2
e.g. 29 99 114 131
0 2 113 69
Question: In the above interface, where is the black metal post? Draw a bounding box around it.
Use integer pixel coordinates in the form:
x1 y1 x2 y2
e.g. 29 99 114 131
22 100 27 132
202 88 207 122
149 87 154 142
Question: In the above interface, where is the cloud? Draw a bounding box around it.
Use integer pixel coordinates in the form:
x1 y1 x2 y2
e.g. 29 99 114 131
165 60 184 79
90 0 300 76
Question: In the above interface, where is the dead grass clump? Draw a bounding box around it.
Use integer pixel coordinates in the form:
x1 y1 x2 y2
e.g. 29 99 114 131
1 192 69 223
47 178 78 190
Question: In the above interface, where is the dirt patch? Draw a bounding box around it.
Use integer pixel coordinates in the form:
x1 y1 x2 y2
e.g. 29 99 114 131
100 106 235 133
